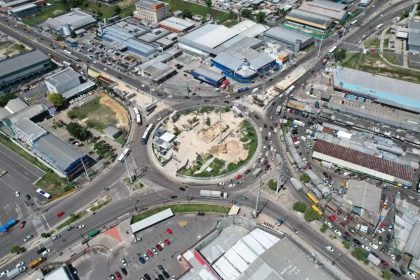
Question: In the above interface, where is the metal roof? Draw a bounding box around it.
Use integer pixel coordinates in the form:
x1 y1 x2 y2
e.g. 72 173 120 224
0 49 50 80
311 0 347 11
136 0 165 10
345 180 382 214
44 265 75 280
130 208 174 233
299 1 346 20
408 21 420 47
313 140 415 182
404 222 420 258
12 118 47 141
286 9 333 28
0 0 32 8
10 3 37 13
333 66 420 113
33 134 85 173
264 26 313 44
8 104 48 124
159 16 195 32
61 80 95 100
192 67 225 82
5 98 28 114
45 68 81 92
45 10 96 31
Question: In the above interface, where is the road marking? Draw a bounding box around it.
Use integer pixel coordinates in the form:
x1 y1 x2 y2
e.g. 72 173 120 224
42 214 50 231
0 145 45 178
15 203 22 219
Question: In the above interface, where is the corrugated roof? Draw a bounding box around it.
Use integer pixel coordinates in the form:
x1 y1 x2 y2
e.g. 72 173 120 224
44 10 96 31
311 0 347 11
264 26 313 44
5 98 28 114
8 104 48 124
159 16 195 32
136 0 165 9
286 9 333 28
404 222 420 258
45 68 81 91
179 24 240 50
192 67 225 82
33 134 85 173
13 118 47 141
130 208 174 233
408 21 420 47
313 140 415 182
0 49 50 79
300 2 346 20
345 180 382 214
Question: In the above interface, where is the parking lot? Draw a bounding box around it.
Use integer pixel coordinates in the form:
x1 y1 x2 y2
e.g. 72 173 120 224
74 213 221 280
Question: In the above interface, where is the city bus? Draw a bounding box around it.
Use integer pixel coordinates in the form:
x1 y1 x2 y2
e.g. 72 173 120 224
87 229 100 238
306 192 319 205
117 148 130 162
133 107 142 125
311 205 323 216
29 257 45 269
141 124 154 145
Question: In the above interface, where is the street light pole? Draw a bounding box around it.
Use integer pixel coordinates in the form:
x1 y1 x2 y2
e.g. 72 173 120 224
124 155 133 183
254 179 262 217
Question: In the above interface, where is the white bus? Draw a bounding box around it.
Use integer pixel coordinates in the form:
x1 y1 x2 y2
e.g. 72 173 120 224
350 20 358 25
328 46 337 54
117 148 130 162
133 107 142 125
375 23 384 30
285 85 295 95
141 124 154 145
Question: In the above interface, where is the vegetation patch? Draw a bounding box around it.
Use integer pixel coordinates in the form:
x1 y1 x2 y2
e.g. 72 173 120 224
293 201 307 213
300 173 311 184
132 204 229 223
57 211 88 230
89 196 112 212
161 0 230 23
352 247 368 261
267 179 277 191
304 208 320 222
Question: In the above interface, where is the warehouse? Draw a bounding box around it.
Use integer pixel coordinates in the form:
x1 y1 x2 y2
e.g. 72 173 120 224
230 19 269 38
299 0 347 21
44 10 96 36
178 24 240 57
10 3 41 18
285 9 334 31
191 67 226 87
408 21 420 52
32 133 89 178
264 26 314 52
159 16 196 33
0 0 38 12
0 49 53 92
333 66 420 113
312 139 415 186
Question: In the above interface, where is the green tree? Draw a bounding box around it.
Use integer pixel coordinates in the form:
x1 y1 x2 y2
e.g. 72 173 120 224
0 92 16 107
66 122 92 141
41 232 51 238
182 9 193 19
335 48 347 62
10 245 25 254
205 0 212 9
241 9 253 19
256 11 266 23
304 208 320 222
342 240 350 249
113 5 121 15
55 34 64 41
300 173 311 184
320 223 328 233
381 270 392 280
352 247 368 261
48 93 66 107
293 201 307 213
267 179 277 191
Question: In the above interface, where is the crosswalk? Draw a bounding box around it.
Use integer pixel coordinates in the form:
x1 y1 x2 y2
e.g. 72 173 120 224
32 216 52 247
0 175 23 191
0 144 45 178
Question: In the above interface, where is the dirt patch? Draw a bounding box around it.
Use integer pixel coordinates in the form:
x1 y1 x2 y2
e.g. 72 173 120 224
209 140 247 162
99 93 129 128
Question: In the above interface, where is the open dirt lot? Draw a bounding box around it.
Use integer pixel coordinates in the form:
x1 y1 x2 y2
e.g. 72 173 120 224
99 93 129 128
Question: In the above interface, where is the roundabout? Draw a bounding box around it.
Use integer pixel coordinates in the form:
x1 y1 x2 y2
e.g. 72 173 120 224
147 106 261 181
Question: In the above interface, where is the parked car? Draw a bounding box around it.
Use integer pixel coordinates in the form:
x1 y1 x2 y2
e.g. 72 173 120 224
56 211 65 218
23 235 33 242
390 268 401 277
152 248 158 255
166 228 173 235
158 265 164 271
146 250 153 257
156 244 163 251
115 271 122 280
52 234 61 241
324 221 332 228
334 230 342 237
380 259 388 267
159 241 165 248
77 224 85 230
138 256 146 264
20 221 26 228
164 239 170 246
369 242 379 250
121 258 127 266
325 245 334 252
121 267 128 276
108 274 116 280
361 244 371 252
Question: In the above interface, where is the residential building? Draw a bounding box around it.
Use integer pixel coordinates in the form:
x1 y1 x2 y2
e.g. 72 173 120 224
134 0 170 23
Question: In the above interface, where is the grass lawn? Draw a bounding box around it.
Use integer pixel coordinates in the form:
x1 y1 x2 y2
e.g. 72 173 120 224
223 19 239 27
383 51 397 64
341 52 420 84
132 204 229 223
161 0 230 23
68 97 117 131
267 179 277 191
195 157 226 177
0 134 70 196
364 38 380 49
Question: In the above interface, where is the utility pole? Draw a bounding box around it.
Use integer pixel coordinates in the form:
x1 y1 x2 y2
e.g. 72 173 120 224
253 178 263 218
219 111 222 143
80 157 90 182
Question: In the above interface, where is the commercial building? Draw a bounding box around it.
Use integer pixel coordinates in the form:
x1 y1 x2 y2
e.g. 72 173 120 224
44 265 76 280
4 97 27 114
343 180 382 225
10 118 47 146
33 133 89 178
408 21 420 52
333 66 420 113
230 19 269 38
134 0 170 23
264 26 314 52
0 0 40 12
10 2 42 18
0 49 53 92
285 9 334 35
44 67 95 100
44 10 96 36
312 139 415 186
299 0 347 21
180 216 337 280
191 67 226 87
136 51 179 83
159 16 196 33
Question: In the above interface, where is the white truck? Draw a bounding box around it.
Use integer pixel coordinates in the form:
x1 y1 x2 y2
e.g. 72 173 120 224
368 253 381 266
6 267 23 279
200 190 228 198
290 177 303 191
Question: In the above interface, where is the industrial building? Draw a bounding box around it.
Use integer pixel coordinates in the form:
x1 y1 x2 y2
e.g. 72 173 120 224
134 0 170 23
343 180 382 225
408 21 420 52
44 265 76 280
44 9 96 36
264 26 314 52
44 67 95 100
10 2 42 18
180 216 337 280
0 49 53 92
191 67 226 87
312 139 415 187
136 49 181 83
299 0 347 21
101 23 157 57
333 66 420 113
285 9 334 34
159 16 196 33
0 0 41 12
230 19 269 38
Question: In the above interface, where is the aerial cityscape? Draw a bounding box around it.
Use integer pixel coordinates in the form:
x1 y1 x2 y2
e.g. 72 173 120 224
0 0 419 279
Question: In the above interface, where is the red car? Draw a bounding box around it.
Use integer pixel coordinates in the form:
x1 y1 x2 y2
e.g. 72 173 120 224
380 259 389 267
156 244 163 251
146 250 153 257
166 228 173 235
56 211 65 218
115 271 122 280
234 174 242 180
164 239 170 246
20 221 26 228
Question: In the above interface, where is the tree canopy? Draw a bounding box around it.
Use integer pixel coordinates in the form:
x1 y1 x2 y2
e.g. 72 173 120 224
48 93 66 107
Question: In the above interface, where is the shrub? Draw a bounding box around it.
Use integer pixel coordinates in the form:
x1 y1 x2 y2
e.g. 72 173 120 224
293 201 307 213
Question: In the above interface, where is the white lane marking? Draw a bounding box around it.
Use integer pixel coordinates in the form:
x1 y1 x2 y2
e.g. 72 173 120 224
42 214 50 231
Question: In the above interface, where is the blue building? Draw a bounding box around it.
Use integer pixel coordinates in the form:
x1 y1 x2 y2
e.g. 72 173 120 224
191 67 225 87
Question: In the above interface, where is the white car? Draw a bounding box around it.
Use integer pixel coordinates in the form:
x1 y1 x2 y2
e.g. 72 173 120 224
159 241 166 248
15 191 20 197
369 242 378 250
0 270 9 277
407 271 417 279
23 235 33 242
378 228 385 234
361 244 370 252
77 224 85 230
41 249 51 257
325 245 334 252
16 261 24 267
18 266 26 272
152 248 158 255
121 258 127 267
334 230 342 237
324 221 333 228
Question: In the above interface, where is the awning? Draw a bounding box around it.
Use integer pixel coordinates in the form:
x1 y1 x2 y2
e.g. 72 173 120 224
228 205 240 216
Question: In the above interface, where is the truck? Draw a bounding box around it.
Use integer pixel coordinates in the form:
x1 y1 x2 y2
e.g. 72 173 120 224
200 190 228 198
276 105 282 115
6 267 22 279
29 257 44 269
0 219 17 233
368 253 381 266
290 177 303 191
252 168 262 177
292 120 305 127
